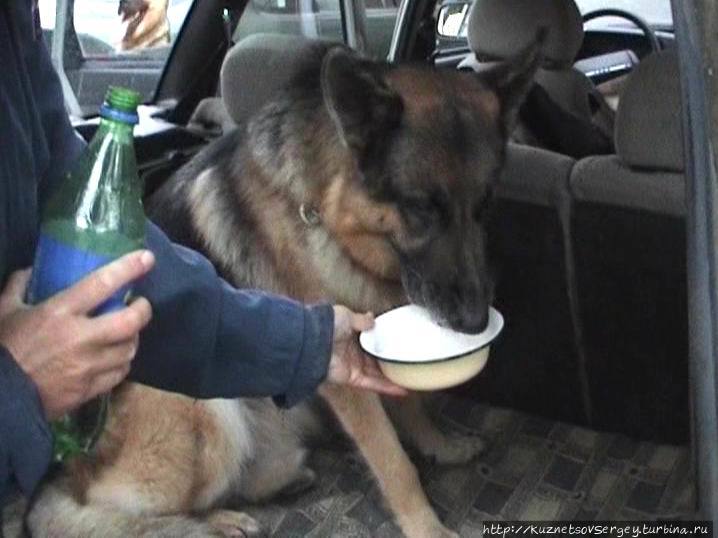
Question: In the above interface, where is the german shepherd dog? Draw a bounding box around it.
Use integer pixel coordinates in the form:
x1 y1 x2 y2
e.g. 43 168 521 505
26 41 540 537
118 0 170 51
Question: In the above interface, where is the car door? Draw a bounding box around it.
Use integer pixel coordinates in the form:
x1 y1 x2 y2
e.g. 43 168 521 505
673 0 718 523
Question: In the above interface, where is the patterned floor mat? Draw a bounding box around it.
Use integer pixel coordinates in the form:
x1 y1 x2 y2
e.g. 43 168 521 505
2 395 695 537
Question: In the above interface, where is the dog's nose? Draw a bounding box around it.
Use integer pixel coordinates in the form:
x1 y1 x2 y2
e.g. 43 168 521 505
448 282 490 334
445 298 489 334
454 307 489 334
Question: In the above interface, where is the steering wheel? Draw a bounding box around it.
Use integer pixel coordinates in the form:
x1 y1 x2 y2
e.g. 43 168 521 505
582 8 661 53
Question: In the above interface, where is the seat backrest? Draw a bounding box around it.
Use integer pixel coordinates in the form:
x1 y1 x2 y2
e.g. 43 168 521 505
464 0 590 117
459 0 615 156
568 50 688 442
571 51 684 215
535 69 593 121
466 0 583 73
220 33 332 126
472 142 592 426
188 34 331 134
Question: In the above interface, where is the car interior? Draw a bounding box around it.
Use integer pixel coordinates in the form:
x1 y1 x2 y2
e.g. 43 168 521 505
1 0 702 535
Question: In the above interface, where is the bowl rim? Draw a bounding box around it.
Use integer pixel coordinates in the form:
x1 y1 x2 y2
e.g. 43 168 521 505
359 306 504 365
365 342 493 365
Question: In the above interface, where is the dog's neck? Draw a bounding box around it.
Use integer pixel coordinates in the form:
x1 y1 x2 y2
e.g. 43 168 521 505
187 159 404 313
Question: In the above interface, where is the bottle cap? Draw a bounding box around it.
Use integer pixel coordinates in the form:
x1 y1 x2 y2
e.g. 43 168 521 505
100 87 141 125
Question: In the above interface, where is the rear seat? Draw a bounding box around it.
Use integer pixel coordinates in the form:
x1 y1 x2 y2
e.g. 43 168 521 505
570 52 684 216
568 51 688 443
469 144 590 426
474 52 689 447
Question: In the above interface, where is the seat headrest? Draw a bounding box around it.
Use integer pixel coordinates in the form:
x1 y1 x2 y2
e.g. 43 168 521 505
615 51 684 172
467 0 583 70
220 34 328 125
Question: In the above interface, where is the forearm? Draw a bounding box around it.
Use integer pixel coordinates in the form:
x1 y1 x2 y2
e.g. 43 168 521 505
212 283 333 407
0 347 53 502
131 221 334 406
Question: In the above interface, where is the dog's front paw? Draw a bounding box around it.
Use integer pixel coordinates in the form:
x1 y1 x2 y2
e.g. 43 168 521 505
206 509 265 538
429 434 485 465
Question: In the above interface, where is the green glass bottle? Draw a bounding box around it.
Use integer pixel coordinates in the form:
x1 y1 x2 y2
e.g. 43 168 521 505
29 87 145 462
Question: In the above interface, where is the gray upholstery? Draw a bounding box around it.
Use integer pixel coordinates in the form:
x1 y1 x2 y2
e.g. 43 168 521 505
535 69 594 121
467 0 583 70
498 142 574 207
457 54 593 125
615 51 683 172
220 33 330 125
571 51 686 216
464 0 613 141
187 96 236 135
571 156 685 216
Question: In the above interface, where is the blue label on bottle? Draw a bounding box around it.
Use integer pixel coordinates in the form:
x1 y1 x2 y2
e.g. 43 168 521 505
29 233 129 315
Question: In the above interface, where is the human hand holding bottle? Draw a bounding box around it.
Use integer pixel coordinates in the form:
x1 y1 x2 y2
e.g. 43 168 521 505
0 250 154 420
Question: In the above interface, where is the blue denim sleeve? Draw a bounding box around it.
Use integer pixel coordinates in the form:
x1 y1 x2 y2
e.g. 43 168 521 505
0 346 53 503
131 222 334 407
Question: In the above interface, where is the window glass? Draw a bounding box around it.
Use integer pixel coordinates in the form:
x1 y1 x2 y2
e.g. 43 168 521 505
38 0 193 114
40 0 192 56
436 2 469 38
234 0 345 47
75 0 192 57
436 0 673 40
233 0 398 59
573 0 672 27
363 0 400 58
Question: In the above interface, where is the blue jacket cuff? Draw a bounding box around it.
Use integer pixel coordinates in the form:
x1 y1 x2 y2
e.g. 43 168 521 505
0 346 53 499
273 303 334 408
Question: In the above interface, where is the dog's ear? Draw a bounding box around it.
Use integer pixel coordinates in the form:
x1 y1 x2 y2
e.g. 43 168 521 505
478 29 545 133
321 47 403 159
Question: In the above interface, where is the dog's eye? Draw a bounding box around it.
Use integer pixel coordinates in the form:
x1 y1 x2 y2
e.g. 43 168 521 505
402 196 438 226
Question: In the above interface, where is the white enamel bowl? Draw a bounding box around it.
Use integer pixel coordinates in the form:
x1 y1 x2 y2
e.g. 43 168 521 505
359 305 504 391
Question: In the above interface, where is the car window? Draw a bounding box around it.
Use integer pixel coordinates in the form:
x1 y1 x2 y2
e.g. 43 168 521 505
76 0 191 57
233 0 399 59
234 0 344 46
574 0 673 27
436 1 470 39
437 0 673 40
39 0 193 115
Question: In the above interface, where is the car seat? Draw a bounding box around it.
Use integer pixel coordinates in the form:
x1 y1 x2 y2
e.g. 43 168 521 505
459 0 615 157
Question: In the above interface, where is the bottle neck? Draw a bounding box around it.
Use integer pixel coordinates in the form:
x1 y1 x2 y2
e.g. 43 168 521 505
96 117 135 144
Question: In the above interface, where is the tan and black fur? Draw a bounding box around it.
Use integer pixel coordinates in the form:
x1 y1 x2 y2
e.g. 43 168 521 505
118 0 170 51
26 41 540 538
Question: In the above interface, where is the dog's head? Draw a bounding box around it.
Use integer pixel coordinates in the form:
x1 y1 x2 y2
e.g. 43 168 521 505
320 44 540 333
118 0 148 21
